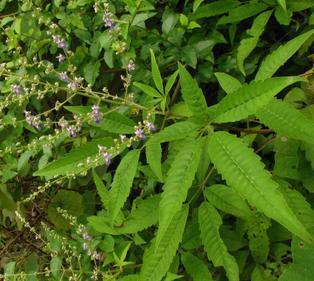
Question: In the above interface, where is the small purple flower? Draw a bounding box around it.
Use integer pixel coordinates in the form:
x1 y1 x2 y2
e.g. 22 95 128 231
52 34 67 49
56 53 65 63
127 60 135 71
83 233 92 241
67 82 76 90
59 72 69 82
91 105 101 124
145 121 155 131
11 84 23 95
103 151 112 166
135 128 145 140
67 126 77 138
24 111 40 130
103 12 115 30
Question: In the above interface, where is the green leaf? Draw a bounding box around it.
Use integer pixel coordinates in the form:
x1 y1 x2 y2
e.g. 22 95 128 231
108 149 140 224
93 170 110 209
150 49 164 94
213 76 304 123
252 265 276 281
193 0 205 13
214 72 242 95
83 61 100 86
133 82 163 98
165 70 179 96
255 30 314 81
97 112 136 134
191 0 240 20
256 98 314 144
139 206 188 281
217 3 268 25
178 64 208 119
149 121 201 144
34 138 113 177
286 0 314 11
277 0 287 11
162 9 179 34
156 140 201 248
50 256 62 280
198 202 239 281
146 141 163 182
204 184 252 220
207 131 312 243
237 11 272 75
181 252 214 281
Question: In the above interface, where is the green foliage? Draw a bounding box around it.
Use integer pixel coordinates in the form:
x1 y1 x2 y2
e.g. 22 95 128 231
1 1 314 280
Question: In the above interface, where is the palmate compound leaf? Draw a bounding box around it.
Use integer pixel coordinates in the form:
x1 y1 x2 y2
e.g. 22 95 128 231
255 29 314 81
256 98 314 144
155 139 202 250
88 195 161 235
181 252 214 281
207 131 312 243
139 206 188 281
213 76 304 123
198 202 239 281
108 149 140 224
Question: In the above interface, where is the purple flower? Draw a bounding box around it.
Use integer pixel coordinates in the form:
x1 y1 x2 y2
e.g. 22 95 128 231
11 84 23 95
91 105 101 124
56 53 65 63
24 111 40 130
127 60 135 71
135 129 145 140
67 126 77 138
103 12 115 30
52 34 67 49
98 145 112 166
83 233 92 241
145 121 155 131
67 82 76 90
59 72 69 82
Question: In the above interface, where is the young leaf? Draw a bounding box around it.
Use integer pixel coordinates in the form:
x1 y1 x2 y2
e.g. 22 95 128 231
255 29 314 80
277 0 286 11
213 76 303 123
256 98 314 144
139 206 189 281
146 141 163 182
156 140 202 249
204 184 252 220
34 137 113 177
198 202 239 281
217 2 268 25
133 82 163 98
207 131 312 243
108 149 140 224
150 49 164 94
93 170 110 209
178 64 208 119
181 252 214 281
215 72 242 95
237 11 272 75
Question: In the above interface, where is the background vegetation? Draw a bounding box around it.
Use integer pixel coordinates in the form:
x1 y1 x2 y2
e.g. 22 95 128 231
1 0 314 280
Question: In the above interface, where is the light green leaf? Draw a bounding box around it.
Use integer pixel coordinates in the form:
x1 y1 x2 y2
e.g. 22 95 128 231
199 202 239 281
181 252 214 281
134 82 163 98
217 3 268 25
214 76 304 123
93 170 110 209
255 29 314 81
237 11 272 75
207 131 312 243
214 72 242 95
156 140 202 249
286 0 314 11
146 141 163 182
204 184 252 219
165 70 179 96
256 98 314 144
193 0 205 13
150 49 164 94
277 0 286 10
34 138 113 177
178 64 208 119
83 61 100 86
139 206 188 281
108 149 140 224
191 0 240 20
97 112 136 134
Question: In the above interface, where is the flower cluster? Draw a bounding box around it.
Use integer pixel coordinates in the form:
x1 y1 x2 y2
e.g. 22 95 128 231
57 116 82 138
77 224 101 261
11 84 23 95
24 110 41 130
98 145 112 166
91 105 101 123
103 3 115 30
127 60 136 72
52 34 67 49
